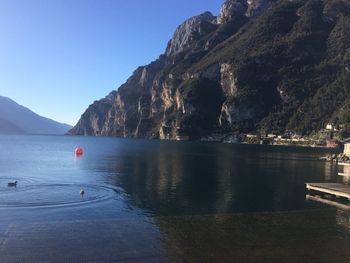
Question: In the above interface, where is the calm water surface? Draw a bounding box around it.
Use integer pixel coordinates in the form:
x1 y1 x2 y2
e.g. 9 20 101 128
0 134 349 262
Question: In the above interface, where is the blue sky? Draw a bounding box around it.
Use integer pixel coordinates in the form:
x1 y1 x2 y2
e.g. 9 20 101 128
0 0 222 125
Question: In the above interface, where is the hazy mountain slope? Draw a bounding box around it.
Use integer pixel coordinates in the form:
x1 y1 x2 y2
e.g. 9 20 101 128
70 0 350 139
0 117 25 134
0 96 72 135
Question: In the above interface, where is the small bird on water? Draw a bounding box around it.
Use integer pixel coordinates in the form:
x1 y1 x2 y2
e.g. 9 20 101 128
80 189 85 196
8 181 17 187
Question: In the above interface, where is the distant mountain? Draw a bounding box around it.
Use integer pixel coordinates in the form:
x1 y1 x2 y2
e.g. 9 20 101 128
0 96 72 135
70 0 350 139
0 117 25 134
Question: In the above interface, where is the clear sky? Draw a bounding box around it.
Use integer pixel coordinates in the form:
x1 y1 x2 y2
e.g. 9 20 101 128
0 0 222 125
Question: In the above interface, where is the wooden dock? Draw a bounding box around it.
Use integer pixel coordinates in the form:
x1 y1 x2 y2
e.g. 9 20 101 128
338 172 350 177
306 183 350 200
338 162 350 166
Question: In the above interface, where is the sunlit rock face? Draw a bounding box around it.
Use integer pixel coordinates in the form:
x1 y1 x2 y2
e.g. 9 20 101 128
216 0 273 24
70 0 350 139
68 91 117 136
166 12 216 57
217 0 248 24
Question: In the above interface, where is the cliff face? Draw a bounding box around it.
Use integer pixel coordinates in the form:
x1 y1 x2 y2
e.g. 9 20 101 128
166 12 216 57
70 0 350 139
69 91 117 136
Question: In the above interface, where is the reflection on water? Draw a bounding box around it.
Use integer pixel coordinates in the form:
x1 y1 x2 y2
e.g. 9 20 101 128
1 135 350 262
336 209 350 231
306 194 350 211
342 165 350 176
324 161 337 181
100 142 338 216
338 165 350 184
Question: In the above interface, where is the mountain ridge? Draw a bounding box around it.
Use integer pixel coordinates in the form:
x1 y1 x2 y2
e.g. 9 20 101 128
0 96 72 135
70 0 350 140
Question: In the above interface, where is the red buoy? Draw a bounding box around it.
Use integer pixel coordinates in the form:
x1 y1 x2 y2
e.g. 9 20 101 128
75 147 83 156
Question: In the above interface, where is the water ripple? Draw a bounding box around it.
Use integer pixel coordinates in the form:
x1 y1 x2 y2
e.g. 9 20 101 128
0 183 117 208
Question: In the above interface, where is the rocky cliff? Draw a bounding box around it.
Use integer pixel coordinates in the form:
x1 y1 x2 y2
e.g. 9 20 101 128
70 0 350 139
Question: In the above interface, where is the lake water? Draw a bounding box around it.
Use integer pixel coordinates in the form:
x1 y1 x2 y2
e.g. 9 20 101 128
0 134 350 262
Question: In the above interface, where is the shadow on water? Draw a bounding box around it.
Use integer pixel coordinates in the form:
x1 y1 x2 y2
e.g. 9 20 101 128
155 209 350 262
100 141 339 216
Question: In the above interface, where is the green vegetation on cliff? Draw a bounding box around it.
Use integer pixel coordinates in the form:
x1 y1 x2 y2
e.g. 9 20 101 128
70 0 350 140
